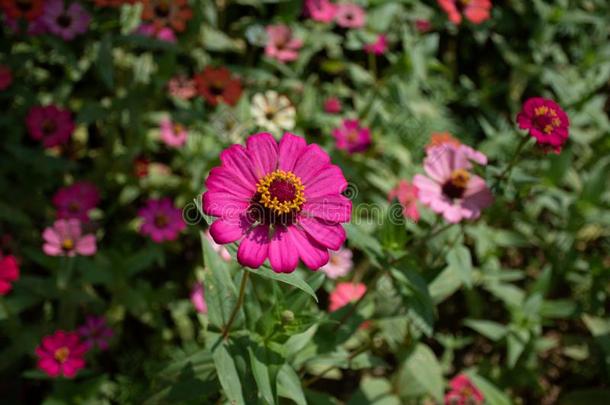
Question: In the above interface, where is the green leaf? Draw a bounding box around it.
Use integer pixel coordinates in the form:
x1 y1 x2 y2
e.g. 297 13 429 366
277 364 307 405
97 34 114 89
464 319 508 341
466 372 512 405
248 342 282 405
446 245 473 288
245 266 318 302
390 268 435 336
211 335 245 405
401 344 444 401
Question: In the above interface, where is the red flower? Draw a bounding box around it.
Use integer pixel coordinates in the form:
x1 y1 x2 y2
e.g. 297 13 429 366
0 255 19 295
194 67 243 107
35 330 88 378
517 97 569 153
141 0 193 33
437 0 492 25
0 0 45 21
445 374 484 405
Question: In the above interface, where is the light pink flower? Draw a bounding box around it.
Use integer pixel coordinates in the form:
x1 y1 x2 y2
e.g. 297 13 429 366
517 97 569 154
445 374 484 405
0 254 20 295
321 247 353 279
324 97 342 114
159 117 188 148
364 34 388 55
329 282 366 312
52 181 101 222
304 0 337 23
138 198 186 243
0 65 12 91
26 105 75 148
389 180 419 222
190 282 208 314
332 119 371 153
167 75 197 99
42 219 97 257
265 24 303 63
35 330 88 378
204 229 231 261
335 2 366 28
413 144 493 223
78 315 113 351
136 23 177 43
202 132 351 273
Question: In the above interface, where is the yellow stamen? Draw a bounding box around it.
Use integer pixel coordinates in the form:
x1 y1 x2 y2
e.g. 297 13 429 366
54 347 70 363
256 170 306 215
62 238 74 250
450 169 470 189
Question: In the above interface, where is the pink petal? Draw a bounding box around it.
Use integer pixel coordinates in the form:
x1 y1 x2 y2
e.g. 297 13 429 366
268 226 299 273
209 215 252 244
202 191 250 218
424 146 453 183
43 243 63 256
298 216 346 250
38 358 61 377
66 218 82 239
287 226 329 270
278 132 307 172
75 234 97 256
303 164 348 199
293 144 331 185
220 144 259 188
302 194 352 223
237 225 270 269
246 132 279 178
0 280 12 294
42 228 61 246
206 167 255 198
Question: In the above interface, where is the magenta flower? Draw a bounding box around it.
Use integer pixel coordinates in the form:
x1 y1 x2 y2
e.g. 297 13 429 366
413 144 493 223
321 247 353 279
517 97 570 154
43 0 91 41
304 0 337 23
203 132 351 273
138 198 186 243
26 105 75 148
388 180 420 222
159 117 188 148
0 65 12 91
445 374 484 405
78 315 113 351
0 254 20 295
52 181 101 222
190 282 208 314
364 34 388 55
324 97 342 114
329 282 366 312
35 330 88 378
167 75 197 100
335 2 366 28
42 219 97 257
204 229 231 261
136 23 177 43
415 19 432 33
265 24 303 63
333 119 371 154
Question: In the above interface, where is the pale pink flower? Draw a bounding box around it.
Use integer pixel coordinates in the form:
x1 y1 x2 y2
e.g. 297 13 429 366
167 75 197 99
321 247 353 279
265 24 303 63
335 2 366 28
388 180 419 222
190 282 208 314
204 229 231 261
42 219 97 257
159 117 188 148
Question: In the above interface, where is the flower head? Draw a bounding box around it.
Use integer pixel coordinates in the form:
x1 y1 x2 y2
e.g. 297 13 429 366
437 0 492 25
364 34 388 55
251 91 296 135
204 229 231 261
35 330 88 378
167 75 196 99
42 219 97 256
0 254 19 295
136 23 176 42
159 117 188 148
265 24 303 63
1 0 45 21
78 316 113 351
0 65 13 91
415 19 432 32
445 374 484 405
42 0 91 41
517 97 569 154
141 0 192 32
413 144 493 223
190 282 208 314
194 66 242 107
321 247 353 279
389 180 420 222
333 119 371 153
335 2 366 28
324 97 342 114
138 198 186 243
329 282 366 312
26 105 75 148
304 0 337 23
52 181 101 222
427 132 462 150
203 133 351 273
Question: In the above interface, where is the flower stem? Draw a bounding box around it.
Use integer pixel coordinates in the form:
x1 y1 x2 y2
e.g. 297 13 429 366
222 270 249 340
494 136 530 189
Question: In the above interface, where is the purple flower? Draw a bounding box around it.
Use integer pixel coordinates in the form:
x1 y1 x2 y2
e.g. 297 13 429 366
138 198 186 243
43 0 91 41
77 315 113 351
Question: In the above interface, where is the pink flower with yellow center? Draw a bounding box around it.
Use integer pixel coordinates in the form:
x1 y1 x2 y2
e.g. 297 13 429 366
203 132 351 273
517 97 569 154
444 374 484 405
265 24 303 63
388 180 420 222
329 282 366 312
333 119 371 154
138 198 186 243
35 330 88 378
437 0 492 25
159 117 188 148
42 219 97 257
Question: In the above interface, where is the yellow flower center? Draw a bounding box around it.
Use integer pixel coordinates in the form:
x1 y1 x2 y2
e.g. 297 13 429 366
62 238 74 251
450 169 470 189
54 347 70 363
256 170 306 215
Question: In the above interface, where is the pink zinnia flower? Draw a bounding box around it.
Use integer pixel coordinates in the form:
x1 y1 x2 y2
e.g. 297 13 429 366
78 315 113 351
389 180 420 222
43 0 91 41
42 219 97 257
167 75 197 99
335 2 366 28
333 119 371 153
329 282 366 312
320 247 353 279
0 254 20 295
159 117 188 148
35 330 88 378
516 97 570 154
324 97 342 114
138 198 186 243
52 181 101 222
304 0 337 23
0 65 12 91
413 144 493 223
190 282 208 314
364 34 388 55
203 132 351 273
445 374 484 405
437 0 492 25
26 105 75 148
204 229 231 261
136 23 177 43
265 24 303 63
415 19 432 33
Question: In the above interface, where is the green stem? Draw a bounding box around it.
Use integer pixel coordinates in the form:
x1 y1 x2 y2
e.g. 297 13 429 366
57 257 76 329
303 343 370 387
222 270 249 340
368 53 378 81
493 136 530 189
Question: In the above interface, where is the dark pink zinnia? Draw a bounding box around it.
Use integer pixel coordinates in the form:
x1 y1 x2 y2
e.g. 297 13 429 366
35 330 88 378
77 315 113 351
323 97 342 114
0 254 20 295
517 97 570 154
138 198 186 243
26 105 75 148
332 119 371 154
52 181 101 222
203 132 351 273
0 65 13 91
445 374 484 405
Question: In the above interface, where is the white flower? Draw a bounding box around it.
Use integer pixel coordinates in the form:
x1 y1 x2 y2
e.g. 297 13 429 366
250 91 296 135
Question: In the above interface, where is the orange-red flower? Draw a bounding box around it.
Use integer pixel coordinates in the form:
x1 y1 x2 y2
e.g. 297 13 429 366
194 67 243 107
1 0 45 21
426 132 462 150
437 0 492 25
141 0 193 33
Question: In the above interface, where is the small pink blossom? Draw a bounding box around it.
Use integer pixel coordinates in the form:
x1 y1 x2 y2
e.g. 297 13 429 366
42 219 97 257
389 180 420 222
204 229 231 261
0 254 20 295
445 374 484 405
0 65 12 91
324 97 342 114
78 315 113 351
304 0 337 23
190 282 208 314
333 119 371 153
138 198 186 243
159 117 188 148
26 105 75 148
43 0 91 41
415 19 432 32
321 247 353 279
329 282 366 312
35 330 88 378
335 2 366 28
517 97 569 154
136 23 177 43
167 75 197 99
437 0 492 25
364 34 388 55
52 181 101 222
265 24 303 63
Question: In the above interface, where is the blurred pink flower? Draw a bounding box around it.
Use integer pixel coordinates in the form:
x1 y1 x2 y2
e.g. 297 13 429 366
52 181 101 222
329 282 366 312
389 180 420 222
364 34 388 55
42 219 97 257
159 117 188 148
321 247 353 279
304 0 337 23
0 254 20 295
138 198 186 243
35 330 88 378
415 19 432 32
437 0 492 25
190 282 208 314
204 229 231 261
167 75 197 99
265 24 303 63
413 144 493 223
78 315 113 351
517 97 569 154
136 23 177 43
324 97 342 114
2 14 47 35
43 0 91 41
445 374 484 405
335 2 366 28
26 105 75 148
0 65 12 91
333 119 371 153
